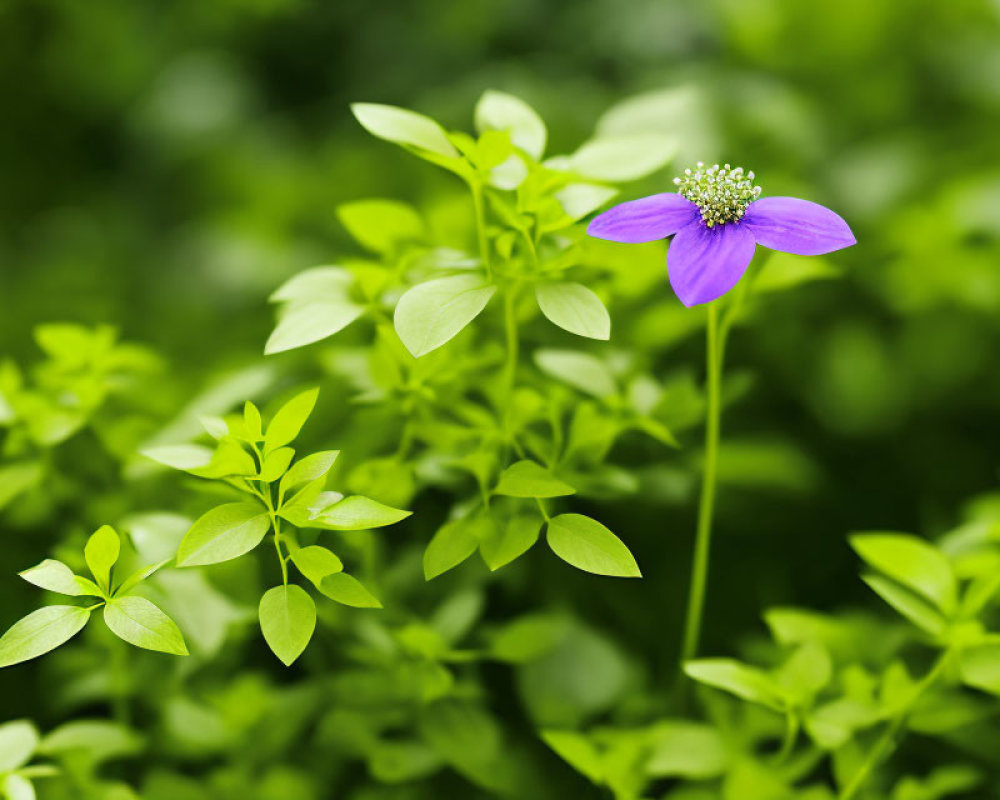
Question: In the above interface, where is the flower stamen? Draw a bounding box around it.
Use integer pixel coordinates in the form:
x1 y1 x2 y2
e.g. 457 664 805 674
673 162 762 228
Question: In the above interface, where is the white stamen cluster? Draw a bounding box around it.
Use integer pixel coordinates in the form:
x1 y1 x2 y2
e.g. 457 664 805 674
673 162 762 228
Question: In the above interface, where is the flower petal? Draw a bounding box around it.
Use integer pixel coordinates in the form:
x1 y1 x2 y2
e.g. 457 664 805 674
587 193 700 243
667 221 756 307
743 197 856 255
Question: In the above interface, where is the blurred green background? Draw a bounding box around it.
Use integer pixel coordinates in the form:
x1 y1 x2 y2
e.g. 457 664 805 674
2 0 1000 796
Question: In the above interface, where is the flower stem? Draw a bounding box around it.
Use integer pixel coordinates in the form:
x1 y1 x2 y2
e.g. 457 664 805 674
838 650 952 800
502 285 519 403
681 302 723 666
470 181 491 278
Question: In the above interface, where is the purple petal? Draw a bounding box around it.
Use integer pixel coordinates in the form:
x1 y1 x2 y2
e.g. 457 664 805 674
743 197 856 255
667 221 756 307
587 193 700 243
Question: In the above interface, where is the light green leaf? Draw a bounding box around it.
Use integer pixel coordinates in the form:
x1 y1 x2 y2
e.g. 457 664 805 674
242 401 262 440
754 251 839 293
851 533 957 613
352 103 458 158
140 444 214 471
259 446 295 482
259 585 316 665
114 560 170 597
265 298 365 355
279 450 339 501
474 90 546 159
318 573 382 608
552 183 619 223
337 199 424 253
0 720 39 771
541 730 604 785
38 720 143 763
290 546 344 585
424 517 486 580
562 134 675 181
479 516 541 571
270 265 353 302
684 658 786 710
190 439 257 479
2 774 35 800
646 721 729 779
535 283 611 341
0 461 44 511
0 606 91 668
310 495 411 530
394 275 496 357
534 349 617 398
958 643 1000 695
104 596 188 656
862 574 947 635
546 514 640 577
19 559 85 596
494 460 575 498
264 388 319 452
84 525 120 593
176 502 270 567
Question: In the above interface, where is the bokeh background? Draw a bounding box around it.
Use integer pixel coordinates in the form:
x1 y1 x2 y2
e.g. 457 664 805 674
2 0 1000 797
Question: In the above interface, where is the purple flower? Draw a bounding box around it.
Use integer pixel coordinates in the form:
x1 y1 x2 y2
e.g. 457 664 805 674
587 163 856 307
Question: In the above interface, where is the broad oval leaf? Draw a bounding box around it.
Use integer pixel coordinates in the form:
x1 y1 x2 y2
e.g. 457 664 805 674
474 90 546 159
311 495 411 531
270 265 354 303
104 596 188 656
545 514 640 577
424 518 485 580
141 444 213 471
959 643 1000 695
535 283 611 341
176 502 270 567
337 199 424 254
683 658 786 711
850 533 957 614
290 546 344 585
259 446 295 483
534 349 617 398
394 275 497 357
84 525 120 593
319 573 382 608
562 133 675 181
259 585 316 666
0 719 39 771
279 450 339 502
265 299 365 355
479 516 541 572
0 606 91 668
862 574 947 636
264 388 319 452
19 559 84 596
351 103 458 159
494 460 575 498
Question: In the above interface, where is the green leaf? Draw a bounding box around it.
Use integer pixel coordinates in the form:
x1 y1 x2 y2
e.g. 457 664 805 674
259 446 295 482
242 401 262 441
318 573 382 608
190 439 257 479
279 450 339 502
19 559 85 596
646 722 729 779
0 461 44 511
264 388 319 452
0 606 91 668
38 720 143 763
535 283 611 341
534 349 617 398
541 730 604 785
265 298 365 355
684 658 786 710
494 460 575 498
259 585 316 665
103 596 188 656
351 103 459 158
474 90 546 159
552 183 619 223
337 199 424 253
114 559 170 597
754 251 839 293
0 720 39 771
862 574 947 635
394 275 497 357
546 514 640 577
310 495 411 530
851 533 957 613
479 515 541 571
270 265 353 302
958 643 1000 694
84 525 120 593
141 444 214 471
290 546 344 585
560 133 675 181
2 774 35 800
176 502 271 567
424 517 486 580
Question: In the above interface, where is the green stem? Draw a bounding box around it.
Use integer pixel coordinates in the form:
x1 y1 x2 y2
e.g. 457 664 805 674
502 285 520 403
838 651 952 800
681 302 723 666
775 709 799 763
470 181 491 277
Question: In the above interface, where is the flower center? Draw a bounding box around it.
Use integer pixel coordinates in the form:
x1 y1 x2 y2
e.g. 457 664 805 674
673 162 761 228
